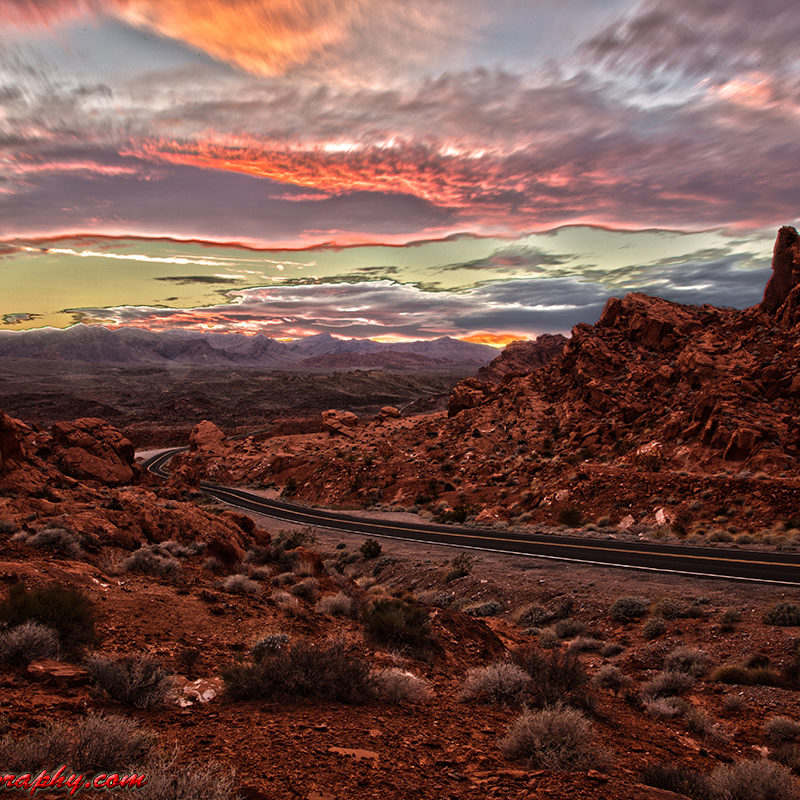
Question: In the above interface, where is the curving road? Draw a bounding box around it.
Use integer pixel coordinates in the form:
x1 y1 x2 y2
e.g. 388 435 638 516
141 448 800 586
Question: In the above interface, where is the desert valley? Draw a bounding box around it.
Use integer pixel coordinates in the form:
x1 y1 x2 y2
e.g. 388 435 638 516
0 228 798 799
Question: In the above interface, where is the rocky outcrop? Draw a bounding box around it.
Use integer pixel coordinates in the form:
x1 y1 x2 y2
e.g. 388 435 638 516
0 410 25 471
51 417 136 485
761 225 800 314
447 378 492 417
321 409 358 437
476 334 567 383
189 420 228 456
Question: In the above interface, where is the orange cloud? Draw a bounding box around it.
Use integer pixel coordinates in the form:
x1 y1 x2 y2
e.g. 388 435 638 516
461 332 523 347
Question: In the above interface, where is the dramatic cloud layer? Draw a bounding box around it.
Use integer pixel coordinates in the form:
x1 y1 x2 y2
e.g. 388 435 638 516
1 0 798 336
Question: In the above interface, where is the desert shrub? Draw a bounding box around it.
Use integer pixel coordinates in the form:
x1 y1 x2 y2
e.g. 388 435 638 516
643 617 667 640
764 717 800 746
644 696 689 719
722 694 746 713
360 539 382 559
516 603 552 627
445 552 473 582
641 763 711 800
122 545 182 580
271 571 296 587
0 584 95 651
316 592 353 617
271 590 300 614
250 633 289 661
641 670 695 698
371 668 430 702
710 760 799 800
653 597 688 620
555 618 586 638
87 654 172 709
664 647 711 677
25 527 83 559
721 609 742 626
221 574 260 595
202 557 226 574
249 567 271 581
592 664 631 696
135 756 237 800
464 600 504 618
568 636 603 653
363 598 431 648
712 663 782 687
514 644 590 709
499 704 600 770
0 622 59 665
558 506 584 527
772 744 800 772
685 707 727 741
244 545 272 565
289 577 319 601
0 713 155 774
0 520 17 535
459 662 530 706
223 639 373 703
764 603 800 627
600 642 625 657
610 596 649 621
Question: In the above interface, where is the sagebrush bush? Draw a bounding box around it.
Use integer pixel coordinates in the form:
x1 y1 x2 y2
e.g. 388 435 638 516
664 647 711 677
0 584 95 651
514 644 590 709
87 654 173 709
652 597 688 620
0 713 155 774
459 662 530 706
250 633 289 661
244 545 272 565
271 572 296 587
568 636 603 653
710 759 799 800
360 539 382 559
223 639 373 703
643 617 667 640
134 756 237 800
363 598 431 648
25 527 83 559
685 707 727 742
641 763 711 800
764 717 800 746
592 664 631 696
371 668 430 702
764 603 800 627
445 553 472 582
641 670 695 699
271 590 300 614
711 663 781 687
516 603 552 627
644 696 689 719
122 546 182 580
289 577 319 601
221 574 260 595
0 622 59 665
610 596 649 621
555 618 586 638
315 592 353 617
500 704 600 770
463 600 504 618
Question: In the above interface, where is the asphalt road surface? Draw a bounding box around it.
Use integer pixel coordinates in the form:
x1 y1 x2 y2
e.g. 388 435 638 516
141 448 800 586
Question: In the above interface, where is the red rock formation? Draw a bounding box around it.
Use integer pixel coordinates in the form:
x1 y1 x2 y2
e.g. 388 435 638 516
761 225 800 314
476 334 567 383
51 417 137 485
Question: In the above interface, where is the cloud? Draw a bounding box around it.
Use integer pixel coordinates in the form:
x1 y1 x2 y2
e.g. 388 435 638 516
2 0 479 79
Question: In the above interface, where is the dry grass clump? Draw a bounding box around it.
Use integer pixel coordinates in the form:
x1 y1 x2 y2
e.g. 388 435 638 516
0 713 155 773
641 670 695 699
764 603 800 627
0 622 59 665
289 577 320 601
592 664 631 696
663 646 711 677
122 545 182 580
363 598 431 648
86 654 173 709
271 590 301 615
499 705 602 770
709 759 799 800
568 636 603 653
315 592 353 617
223 639 373 704
459 662 531 706
371 668 430 702
641 763 711 800
134 756 237 800
609 596 649 621
514 644 591 709
23 527 84 559
764 717 800 746
221 574 260 595
643 617 667 640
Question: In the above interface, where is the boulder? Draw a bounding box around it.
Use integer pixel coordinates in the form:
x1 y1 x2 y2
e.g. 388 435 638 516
27 659 90 687
476 334 567 383
189 420 228 456
378 406 401 419
447 378 492 417
321 409 358 437
0 411 25 472
51 418 135 485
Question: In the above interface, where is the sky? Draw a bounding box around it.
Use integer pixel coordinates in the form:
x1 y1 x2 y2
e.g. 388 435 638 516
1 0 798 342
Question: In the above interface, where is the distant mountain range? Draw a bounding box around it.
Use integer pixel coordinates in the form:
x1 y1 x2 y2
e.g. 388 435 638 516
0 325 497 371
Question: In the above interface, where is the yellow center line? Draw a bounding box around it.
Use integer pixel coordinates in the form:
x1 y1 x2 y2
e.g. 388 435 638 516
206 486 799 570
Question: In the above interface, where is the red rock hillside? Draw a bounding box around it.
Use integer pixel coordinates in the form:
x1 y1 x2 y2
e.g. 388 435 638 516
171 227 800 535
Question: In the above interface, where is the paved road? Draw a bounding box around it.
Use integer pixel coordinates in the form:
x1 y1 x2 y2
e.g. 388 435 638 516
141 448 800 586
